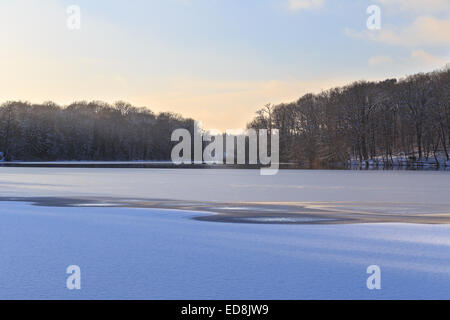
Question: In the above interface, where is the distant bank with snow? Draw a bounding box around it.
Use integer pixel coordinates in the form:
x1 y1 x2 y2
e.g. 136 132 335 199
350 153 450 170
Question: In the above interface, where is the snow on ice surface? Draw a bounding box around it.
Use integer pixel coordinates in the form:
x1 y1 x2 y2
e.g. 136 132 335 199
1 201 450 299
0 168 449 204
0 168 450 299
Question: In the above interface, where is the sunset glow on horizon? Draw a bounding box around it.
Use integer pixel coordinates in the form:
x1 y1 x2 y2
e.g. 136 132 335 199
1 0 448 130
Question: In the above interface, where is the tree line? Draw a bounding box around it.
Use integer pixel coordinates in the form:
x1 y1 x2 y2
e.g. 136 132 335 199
0 101 195 161
248 66 450 167
1 66 449 165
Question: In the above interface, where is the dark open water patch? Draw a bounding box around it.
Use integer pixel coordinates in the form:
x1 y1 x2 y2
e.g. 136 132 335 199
1 196 450 225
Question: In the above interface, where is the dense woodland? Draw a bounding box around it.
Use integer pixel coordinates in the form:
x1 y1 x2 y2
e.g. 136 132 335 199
249 66 450 166
1 66 449 165
0 101 195 161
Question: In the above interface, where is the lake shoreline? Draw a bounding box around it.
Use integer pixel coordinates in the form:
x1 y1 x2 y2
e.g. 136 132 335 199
1 161 449 170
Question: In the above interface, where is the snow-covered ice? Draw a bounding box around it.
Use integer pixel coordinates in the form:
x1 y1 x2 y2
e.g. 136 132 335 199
0 168 449 204
0 168 449 299
1 201 450 299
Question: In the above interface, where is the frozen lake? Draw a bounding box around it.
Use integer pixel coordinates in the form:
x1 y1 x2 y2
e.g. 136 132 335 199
0 167 449 204
0 168 449 299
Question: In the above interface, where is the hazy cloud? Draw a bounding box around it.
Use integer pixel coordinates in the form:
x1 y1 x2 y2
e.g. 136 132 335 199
346 16 450 47
375 0 450 14
368 55 394 66
287 0 324 11
410 50 448 67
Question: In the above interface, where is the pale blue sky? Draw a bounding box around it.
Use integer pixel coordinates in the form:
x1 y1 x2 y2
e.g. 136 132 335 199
1 0 448 129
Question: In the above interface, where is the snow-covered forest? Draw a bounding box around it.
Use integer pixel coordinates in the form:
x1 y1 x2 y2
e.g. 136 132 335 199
249 67 450 167
0 66 449 164
0 101 195 161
